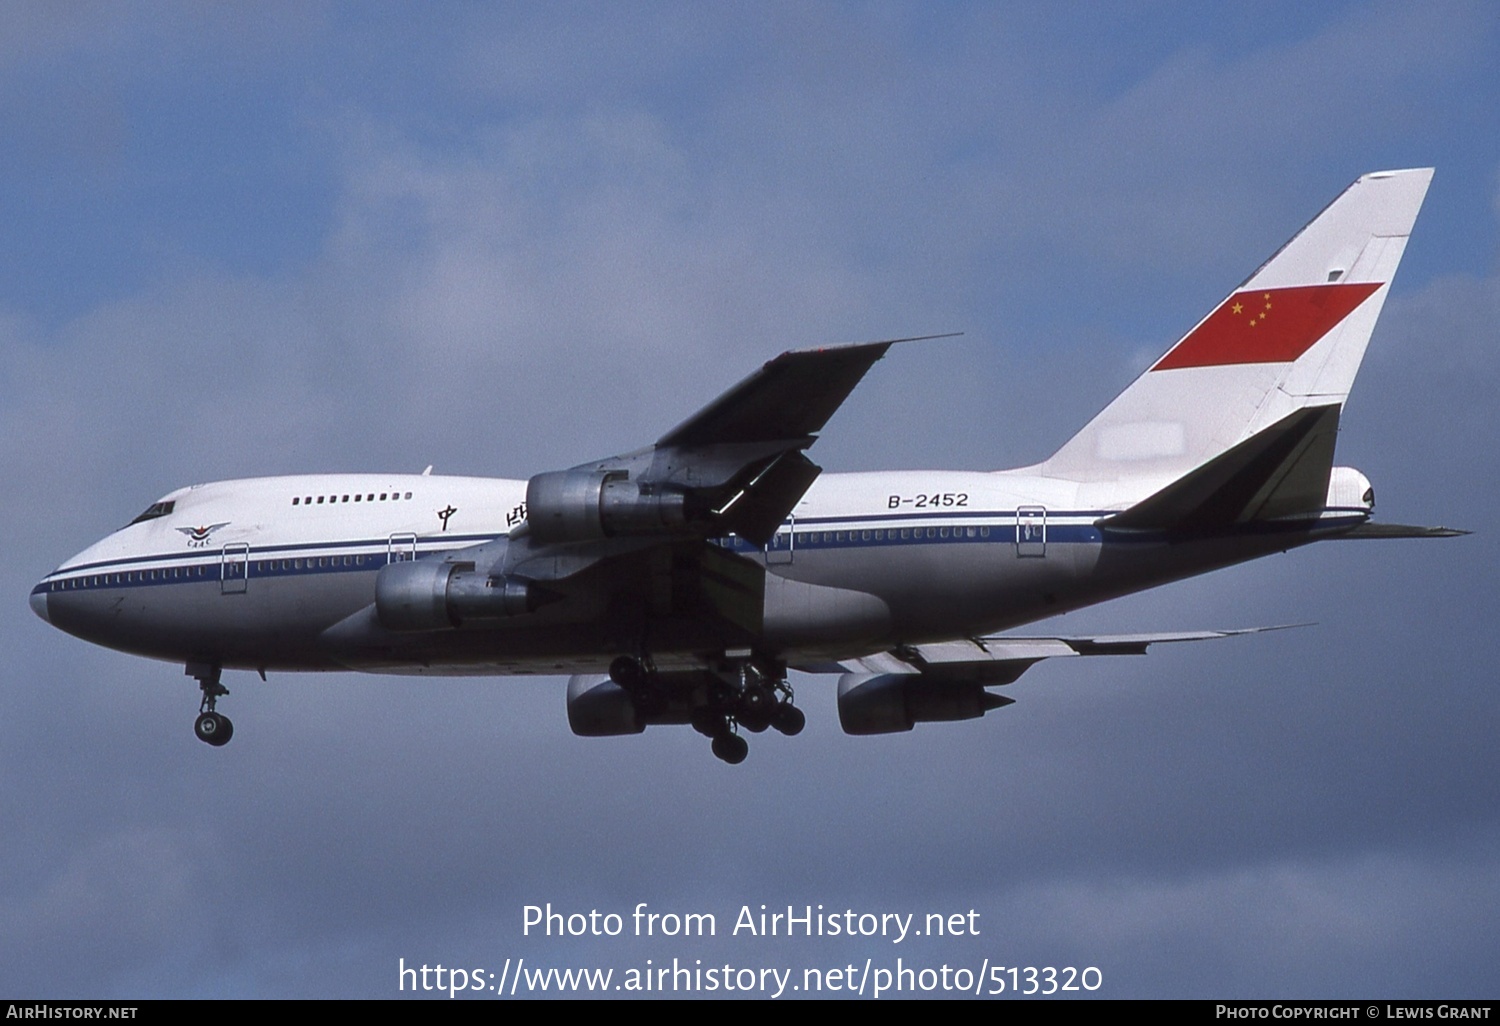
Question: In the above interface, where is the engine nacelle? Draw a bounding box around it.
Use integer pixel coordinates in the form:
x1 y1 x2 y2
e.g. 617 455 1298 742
566 675 646 736
526 469 688 544
836 673 1015 735
375 559 540 631
566 674 693 736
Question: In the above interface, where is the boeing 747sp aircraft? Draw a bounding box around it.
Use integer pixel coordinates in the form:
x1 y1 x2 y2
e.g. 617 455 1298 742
32 169 1461 763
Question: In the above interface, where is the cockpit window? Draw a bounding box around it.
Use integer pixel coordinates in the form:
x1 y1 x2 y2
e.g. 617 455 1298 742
128 501 176 526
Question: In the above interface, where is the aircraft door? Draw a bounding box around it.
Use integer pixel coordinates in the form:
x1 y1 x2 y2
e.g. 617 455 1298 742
387 533 418 564
766 516 794 565
220 542 250 594
1016 506 1047 558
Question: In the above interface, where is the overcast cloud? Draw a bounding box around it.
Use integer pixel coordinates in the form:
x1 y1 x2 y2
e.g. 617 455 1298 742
2 1 1497 998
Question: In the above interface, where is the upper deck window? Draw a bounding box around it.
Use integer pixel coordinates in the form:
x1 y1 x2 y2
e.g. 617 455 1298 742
128 501 175 526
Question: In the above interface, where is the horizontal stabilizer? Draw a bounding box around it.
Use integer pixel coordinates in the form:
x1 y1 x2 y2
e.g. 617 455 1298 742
1333 522 1469 539
1099 404 1341 534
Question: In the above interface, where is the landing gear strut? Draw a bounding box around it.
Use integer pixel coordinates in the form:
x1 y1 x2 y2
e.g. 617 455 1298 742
609 652 804 764
706 657 803 763
188 662 233 747
609 654 668 716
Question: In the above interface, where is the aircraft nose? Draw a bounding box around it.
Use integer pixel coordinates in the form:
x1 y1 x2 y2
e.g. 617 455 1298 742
29 586 49 624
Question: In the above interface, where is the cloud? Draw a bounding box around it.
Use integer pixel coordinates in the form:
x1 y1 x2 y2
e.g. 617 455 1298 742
3 3 1497 998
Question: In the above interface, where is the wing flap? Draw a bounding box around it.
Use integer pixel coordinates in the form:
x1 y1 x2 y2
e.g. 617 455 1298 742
715 450 823 547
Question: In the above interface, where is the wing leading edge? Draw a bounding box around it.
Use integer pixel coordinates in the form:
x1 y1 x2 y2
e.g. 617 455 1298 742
823 625 1298 680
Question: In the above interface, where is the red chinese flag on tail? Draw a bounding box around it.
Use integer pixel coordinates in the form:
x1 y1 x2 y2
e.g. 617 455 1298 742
1152 282 1382 371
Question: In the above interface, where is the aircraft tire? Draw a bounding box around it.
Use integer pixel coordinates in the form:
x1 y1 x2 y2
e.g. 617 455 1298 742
711 733 748 765
608 656 646 690
772 704 806 736
194 712 233 747
690 709 724 738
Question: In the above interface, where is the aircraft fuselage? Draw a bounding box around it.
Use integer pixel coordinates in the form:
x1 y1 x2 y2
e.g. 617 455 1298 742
32 469 1360 676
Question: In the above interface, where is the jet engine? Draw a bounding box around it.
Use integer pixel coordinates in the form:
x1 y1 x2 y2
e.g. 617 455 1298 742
526 469 688 543
375 559 542 631
836 673 1014 735
565 674 692 736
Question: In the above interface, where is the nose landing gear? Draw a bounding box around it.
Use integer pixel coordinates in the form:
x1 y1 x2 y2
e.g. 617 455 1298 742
194 710 233 746
188 662 233 747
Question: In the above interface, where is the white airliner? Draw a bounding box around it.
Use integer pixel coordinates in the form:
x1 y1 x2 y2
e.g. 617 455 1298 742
32 168 1461 763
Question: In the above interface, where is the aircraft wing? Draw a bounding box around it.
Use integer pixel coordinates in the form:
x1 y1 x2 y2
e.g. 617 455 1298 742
818 627 1302 734
821 626 1299 683
472 338 910 643
526 337 916 550
566 628 1292 741
658 339 900 447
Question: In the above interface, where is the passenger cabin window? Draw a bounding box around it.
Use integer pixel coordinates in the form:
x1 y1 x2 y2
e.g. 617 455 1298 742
128 501 175 526
291 490 412 506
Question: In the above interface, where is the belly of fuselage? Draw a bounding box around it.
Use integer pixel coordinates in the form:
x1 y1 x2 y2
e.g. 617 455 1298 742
39 518 1330 676
42 558 379 670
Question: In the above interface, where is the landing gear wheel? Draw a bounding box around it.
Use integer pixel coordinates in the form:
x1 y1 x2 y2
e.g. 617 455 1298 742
711 732 749 765
608 655 647 690
772 703 806 736
194 711 233 747
189 662 233 747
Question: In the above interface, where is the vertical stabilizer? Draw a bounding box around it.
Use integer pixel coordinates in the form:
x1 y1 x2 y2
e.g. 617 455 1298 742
1041 169 1432 488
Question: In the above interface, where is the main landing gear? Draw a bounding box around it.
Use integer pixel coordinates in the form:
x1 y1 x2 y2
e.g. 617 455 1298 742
188 662 233 747
609 653 805 765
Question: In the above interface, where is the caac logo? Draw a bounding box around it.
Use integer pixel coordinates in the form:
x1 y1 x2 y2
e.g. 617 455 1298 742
176 523 230 548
